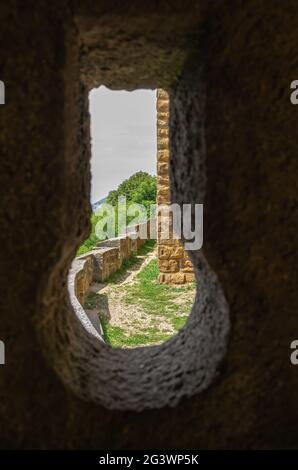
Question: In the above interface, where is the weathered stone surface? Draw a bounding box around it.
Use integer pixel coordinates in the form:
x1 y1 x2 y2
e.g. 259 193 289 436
157 177 169 188
157 137 170 150
156 89 194 284
94 247 120 281
0 0 296 451
156 100 169 112
158 246 172 259
157 161 169 174
181 259 194 272
87 220 153 281
157 89 168 99
157 193 170 205
157 127 169 138
158 259 179 273
185 273 195 282
159 272 186 284
74 256 94 304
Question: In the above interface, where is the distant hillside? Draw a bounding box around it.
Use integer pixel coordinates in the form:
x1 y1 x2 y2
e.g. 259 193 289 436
92 197 107 212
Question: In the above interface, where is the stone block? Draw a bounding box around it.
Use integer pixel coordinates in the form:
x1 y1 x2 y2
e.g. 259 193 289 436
157 176 169 187
157 119 168 129
181 259 194 272
157 187 170 198
156 99 169 112
157 111 169 121
157 149 169 162
168 245 184 259
157 161 169 175
185 273 195 283
157 193 170 205
157 127 169 138
75 256 94 304
170 272 186 284
157 137 169 150
158 245 172 259
157 89 169 100
158 259 179 273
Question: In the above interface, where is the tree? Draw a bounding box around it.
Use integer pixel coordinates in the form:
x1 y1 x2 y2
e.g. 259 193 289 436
106 171 156 209
77 171 157 256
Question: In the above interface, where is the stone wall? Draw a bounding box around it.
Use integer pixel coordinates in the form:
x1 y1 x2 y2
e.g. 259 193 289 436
1 0 298 450
74 255 95 305
156 89 194 284
73 219 153 305
68 257 104 338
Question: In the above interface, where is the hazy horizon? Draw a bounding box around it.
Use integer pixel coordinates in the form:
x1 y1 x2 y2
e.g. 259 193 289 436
89 86 157 203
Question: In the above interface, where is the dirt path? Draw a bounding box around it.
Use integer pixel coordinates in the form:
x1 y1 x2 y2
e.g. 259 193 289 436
84 247 196 348
91 247 157 295
85 249 163 340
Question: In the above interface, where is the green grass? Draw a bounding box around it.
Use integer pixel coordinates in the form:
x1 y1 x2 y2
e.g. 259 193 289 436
83 241 196 348
123 258 195 317
106 254 139 284
136 239 156 256
99 317 172 348
171 315 189 330
106 240 156 284
101 258 195 347
84 291 101 309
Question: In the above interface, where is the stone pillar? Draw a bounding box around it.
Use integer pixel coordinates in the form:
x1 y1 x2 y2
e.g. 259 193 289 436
156 89 194 284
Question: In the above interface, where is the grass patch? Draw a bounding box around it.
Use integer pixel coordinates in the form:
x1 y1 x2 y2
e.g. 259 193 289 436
106 240 156 284
171 315 189 330
107 258 196 347
123 258 195 318
99 315 172 348
137 239 156 256
107 254 139 284
84 291 102 309
84 247 196 348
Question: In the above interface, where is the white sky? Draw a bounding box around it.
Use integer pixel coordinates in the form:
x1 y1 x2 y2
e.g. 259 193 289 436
89 86 157 203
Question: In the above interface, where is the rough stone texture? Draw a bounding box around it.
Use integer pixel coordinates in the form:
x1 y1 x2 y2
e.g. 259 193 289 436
0 0 297 450
94 246 121 281
75 219 153 287
156 89 194 284
65 221 226 412
74 255 94 304
69 259 104 338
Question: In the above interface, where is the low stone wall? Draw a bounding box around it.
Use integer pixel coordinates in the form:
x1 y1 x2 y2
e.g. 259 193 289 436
68 258 104 339
70 219 154 308
74 255 94 305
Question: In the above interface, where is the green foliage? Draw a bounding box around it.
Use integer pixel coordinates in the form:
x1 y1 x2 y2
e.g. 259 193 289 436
99 319 171 348
123 258 195 319
130 178 157 213
76 212 103 256
77 172 157 257
106 171 156 208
